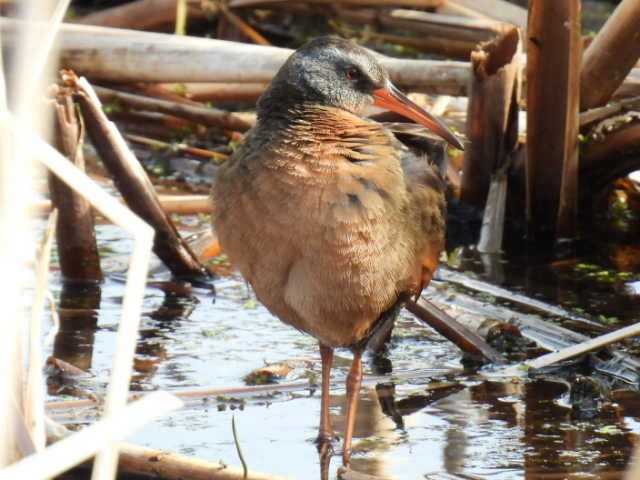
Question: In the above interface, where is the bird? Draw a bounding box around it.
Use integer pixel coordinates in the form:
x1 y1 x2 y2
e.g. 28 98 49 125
212 36 463 474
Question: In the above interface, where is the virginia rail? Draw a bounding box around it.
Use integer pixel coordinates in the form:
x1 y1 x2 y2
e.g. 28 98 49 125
212 36 463 473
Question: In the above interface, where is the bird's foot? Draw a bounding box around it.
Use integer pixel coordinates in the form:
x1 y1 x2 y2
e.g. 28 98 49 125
336 465 350 479
315 429 339 451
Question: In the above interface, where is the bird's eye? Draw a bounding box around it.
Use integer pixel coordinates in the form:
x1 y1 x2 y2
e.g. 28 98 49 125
345 67 362 80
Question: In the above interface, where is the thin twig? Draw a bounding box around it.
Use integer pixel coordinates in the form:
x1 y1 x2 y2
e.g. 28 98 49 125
220 1 271 46
125 133 229 162
231 415 248 480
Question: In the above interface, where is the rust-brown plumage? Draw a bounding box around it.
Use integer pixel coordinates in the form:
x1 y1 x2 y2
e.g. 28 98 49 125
212 36 462 474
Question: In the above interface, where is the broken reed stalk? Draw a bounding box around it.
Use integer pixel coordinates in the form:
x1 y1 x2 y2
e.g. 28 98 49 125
580 0 640 111
10 113 156 480
24 209 58 454
0 0 71 466
49 86 102 282
526 321 640 370
462 27 521 206
0 20 470 96
405 298 503 363
67 74 211 280
93 85 255 132
526 0 581 241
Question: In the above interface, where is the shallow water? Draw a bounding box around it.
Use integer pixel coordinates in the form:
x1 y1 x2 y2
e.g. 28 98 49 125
43 215 640 480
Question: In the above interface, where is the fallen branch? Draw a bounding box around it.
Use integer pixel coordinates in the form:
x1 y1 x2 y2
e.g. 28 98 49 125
118 443 290 480
46 418 291 480
66 72 211 280
0 19 470 95
580 0 640 110
582 119 640 191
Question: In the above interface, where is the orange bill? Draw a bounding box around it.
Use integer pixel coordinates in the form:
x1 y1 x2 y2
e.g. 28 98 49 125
373 82 464 151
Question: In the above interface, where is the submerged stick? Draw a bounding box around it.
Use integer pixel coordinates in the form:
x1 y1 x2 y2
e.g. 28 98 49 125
67 73 211 280
49 86 102 282
405 298 503 363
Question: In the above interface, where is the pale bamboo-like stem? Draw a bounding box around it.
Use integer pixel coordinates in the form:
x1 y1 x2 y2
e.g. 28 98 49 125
1 111 155 480
0 30 24 469
76 78 156 480
0 0 70 466
0 391 183 480
24 210 58 453
526 322 640 370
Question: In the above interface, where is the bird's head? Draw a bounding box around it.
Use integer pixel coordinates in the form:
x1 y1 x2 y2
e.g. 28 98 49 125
258 36 464 150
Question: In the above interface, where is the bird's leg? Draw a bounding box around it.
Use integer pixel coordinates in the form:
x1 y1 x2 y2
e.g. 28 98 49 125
341 350 363 467
316 343 336 447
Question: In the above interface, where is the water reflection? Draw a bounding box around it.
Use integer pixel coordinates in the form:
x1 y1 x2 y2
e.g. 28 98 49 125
44 271 639 480
52 281 101 371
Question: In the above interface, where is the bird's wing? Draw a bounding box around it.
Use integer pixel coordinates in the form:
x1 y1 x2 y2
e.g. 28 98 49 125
401 148 447 297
